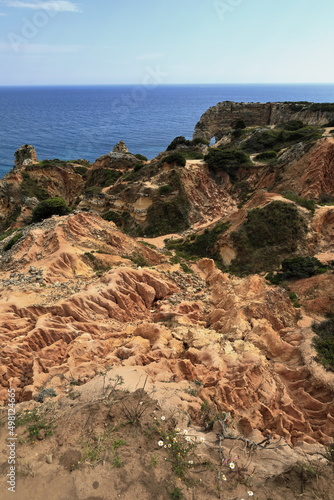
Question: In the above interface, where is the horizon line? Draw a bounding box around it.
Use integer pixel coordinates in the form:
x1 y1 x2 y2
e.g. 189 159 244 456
1 82 334 88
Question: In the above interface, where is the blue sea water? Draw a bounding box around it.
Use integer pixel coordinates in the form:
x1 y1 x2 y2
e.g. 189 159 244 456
1 84 334 178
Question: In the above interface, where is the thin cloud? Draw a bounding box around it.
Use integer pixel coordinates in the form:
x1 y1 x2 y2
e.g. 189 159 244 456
1 1 82 12
0 42 82 53
135 53 163 61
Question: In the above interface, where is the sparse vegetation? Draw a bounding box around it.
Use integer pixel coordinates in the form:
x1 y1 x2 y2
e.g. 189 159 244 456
20 172 49 201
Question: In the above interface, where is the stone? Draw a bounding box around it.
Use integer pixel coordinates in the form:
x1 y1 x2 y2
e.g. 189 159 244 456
14 144 38 168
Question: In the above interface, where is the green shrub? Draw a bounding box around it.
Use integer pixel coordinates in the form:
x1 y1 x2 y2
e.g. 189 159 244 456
121 164 145 182
166 221 229 261
3 231 23 251
312 318 334 371
233 119 246 129
163 153 186 167
73 166 88 177
166 136 191 151
86 168 122 188
84 186 102 196
310 103 334 112
145 194 189 237
230 201 307 275
242 129 279 152
204 149 250 177
318 193 334 205
191 137 209 146
134 153 148 161
255 151 277 161
180 150 204 160
167 136 209 151
159 185 174 196
31 197 70 222
281 256 326 279
281 120 304 131
282 191 316 213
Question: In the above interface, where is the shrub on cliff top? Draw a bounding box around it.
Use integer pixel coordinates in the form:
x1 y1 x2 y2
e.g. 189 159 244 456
230 201 307 275
163 153 186 167
31 197 70 222
204 149 250 177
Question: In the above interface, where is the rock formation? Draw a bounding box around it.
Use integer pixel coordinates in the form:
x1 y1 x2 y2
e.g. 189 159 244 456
14 144 38 168
193 101 334 142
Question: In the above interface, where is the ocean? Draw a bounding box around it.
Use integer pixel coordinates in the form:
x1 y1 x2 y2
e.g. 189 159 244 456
1 84 334 178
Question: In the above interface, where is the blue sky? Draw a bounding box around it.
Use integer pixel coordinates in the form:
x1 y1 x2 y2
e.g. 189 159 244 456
0 0 333 85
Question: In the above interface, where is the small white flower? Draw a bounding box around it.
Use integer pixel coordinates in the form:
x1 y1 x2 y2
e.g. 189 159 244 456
185 436 191 442
199 437 205 442
164 445 167 448
183 429 188 435
158 440 164 447
168 444 171 448
247 492 254 497
175 428 181 432
229 462 235 469
161 416 166 421
188 460 193 464
222 474 227 481
173 438 177 442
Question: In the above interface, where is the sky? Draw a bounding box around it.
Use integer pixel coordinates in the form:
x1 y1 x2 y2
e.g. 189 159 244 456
0 0 333 85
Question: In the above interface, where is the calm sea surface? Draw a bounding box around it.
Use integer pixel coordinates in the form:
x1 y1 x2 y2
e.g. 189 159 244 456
1 84 334 178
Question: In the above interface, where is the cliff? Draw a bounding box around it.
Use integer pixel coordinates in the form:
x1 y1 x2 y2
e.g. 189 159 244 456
193 101 334 141
0 110 334 500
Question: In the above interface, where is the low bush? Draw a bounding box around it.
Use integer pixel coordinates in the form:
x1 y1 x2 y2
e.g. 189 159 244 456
145 192 190 236
281 120 304 131
166 221 229 261
86 168 122 188
204 149 250 177
255 151 277 161
3 231 23 251
31 197 70 222
281 256 326 279
233 119 246 129
134 153 148 161
230 201 307 275
282 191 316 213
167 136 209 151
159 185 174 196
163 153 186 167
312 318 334 371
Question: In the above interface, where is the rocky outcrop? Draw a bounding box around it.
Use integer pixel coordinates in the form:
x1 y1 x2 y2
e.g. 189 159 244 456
93 141 139 169
14 144 38 168
193 101 334 141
